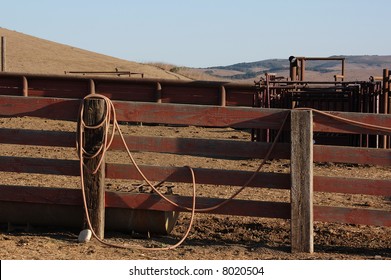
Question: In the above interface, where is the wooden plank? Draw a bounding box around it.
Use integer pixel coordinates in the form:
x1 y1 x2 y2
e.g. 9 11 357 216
5 126 391 166
5 125 391 166
0 128 291 160
0 185 82 205
80 97 106 238
0 96 289 128
0 155 290 189
314 205 391 227
0 156 79 175
314 176 391 196
105 192 291 218
2 185 390 225
3 155 389 196
0 156 290 189
106 163 291 189
0 201 83 228
313 111 391 135
0 185 290 218
112 100 290 128
290 110 314 253
1 36 6 72
110 134 290 159
0 96 80 121
5 94 389 134
0 128 75 147
314 145 391 166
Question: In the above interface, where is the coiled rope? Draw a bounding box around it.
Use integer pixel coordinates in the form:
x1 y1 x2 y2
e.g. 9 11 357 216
77 93 391 250
77 93 289 250
78 93 196 250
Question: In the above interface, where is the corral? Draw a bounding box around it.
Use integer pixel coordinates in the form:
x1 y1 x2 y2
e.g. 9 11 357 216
0 71 391 260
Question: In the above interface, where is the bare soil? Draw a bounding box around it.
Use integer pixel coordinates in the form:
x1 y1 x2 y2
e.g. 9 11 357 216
0 116 391 260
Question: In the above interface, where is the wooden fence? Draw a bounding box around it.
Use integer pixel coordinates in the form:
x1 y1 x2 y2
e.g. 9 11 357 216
1 71 389 146
0 94 391 253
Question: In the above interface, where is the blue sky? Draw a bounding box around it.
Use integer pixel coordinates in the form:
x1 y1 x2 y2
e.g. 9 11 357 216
1 0 390 67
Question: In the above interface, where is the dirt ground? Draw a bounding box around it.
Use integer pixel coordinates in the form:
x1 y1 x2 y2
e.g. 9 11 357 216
0 116 391 260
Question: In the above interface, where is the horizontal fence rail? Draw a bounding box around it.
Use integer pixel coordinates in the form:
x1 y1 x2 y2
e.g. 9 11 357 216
0 185 389 226
0 93 391 253
2 95 391 134
0 95 289 128
0 156 291 190
3 128 391 165
1 71 389 147
0 185 291 219
0 155 390 196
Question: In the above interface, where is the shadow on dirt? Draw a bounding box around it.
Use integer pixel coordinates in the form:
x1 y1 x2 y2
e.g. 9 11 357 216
315 244 391 259
1 221 390 259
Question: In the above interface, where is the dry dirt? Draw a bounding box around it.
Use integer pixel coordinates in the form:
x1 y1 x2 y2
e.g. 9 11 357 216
0 116 391 260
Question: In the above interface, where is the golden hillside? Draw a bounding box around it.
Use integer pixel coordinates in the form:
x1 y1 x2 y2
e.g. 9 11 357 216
0 28 188 80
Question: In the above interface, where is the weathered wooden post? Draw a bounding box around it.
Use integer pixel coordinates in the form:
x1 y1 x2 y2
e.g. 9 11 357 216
290 109 314 253
82 97 106 239
1 36 6 72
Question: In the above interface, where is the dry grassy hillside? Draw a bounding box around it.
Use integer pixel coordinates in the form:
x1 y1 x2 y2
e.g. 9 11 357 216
0 28 188 80
161 56 391 83
197 56 391 82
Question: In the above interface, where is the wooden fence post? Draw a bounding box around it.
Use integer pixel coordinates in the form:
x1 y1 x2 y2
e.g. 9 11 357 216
290 109 314 253
1 36 6 72
82 97 106 239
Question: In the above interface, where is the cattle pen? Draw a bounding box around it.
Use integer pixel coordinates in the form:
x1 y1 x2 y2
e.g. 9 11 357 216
0 71 390 256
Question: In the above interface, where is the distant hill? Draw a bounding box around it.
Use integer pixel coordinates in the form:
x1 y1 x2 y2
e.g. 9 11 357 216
1 28 389 82
192 55 391 82
0 27 188 80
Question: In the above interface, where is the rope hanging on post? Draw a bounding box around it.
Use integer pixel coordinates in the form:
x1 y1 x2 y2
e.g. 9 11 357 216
77 94 390 251
77 93 197 250
76 93 289 250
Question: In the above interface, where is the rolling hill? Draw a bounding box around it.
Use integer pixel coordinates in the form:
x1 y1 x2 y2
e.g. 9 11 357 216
1 27 390 82
188 55 391 82
0 27 188 80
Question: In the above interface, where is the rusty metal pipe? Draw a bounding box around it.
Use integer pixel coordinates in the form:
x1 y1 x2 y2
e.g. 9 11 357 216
0 201 179 235
156 82 162 103
294 57 345 61
22 76 28 97
219 85 226 106
0 71 257 90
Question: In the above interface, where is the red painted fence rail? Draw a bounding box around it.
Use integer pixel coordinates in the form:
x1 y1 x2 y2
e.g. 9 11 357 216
0 92 390 253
